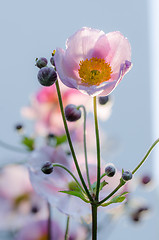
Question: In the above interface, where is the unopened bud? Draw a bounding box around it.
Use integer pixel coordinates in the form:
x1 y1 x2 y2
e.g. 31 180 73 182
141 175 151 185
65 104 81 122
37 67 57 86
41 162 53 174
105 165 116 177
98 96 109 105
15 124 23 131
50 56 55 66
122 170 132 181
36 57 48 69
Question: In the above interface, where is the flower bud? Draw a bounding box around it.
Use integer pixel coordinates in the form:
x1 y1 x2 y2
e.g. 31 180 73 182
122 170 132 181
50 56 55 66
98 96 109 105
64 104 81 122
141 175 151 185
41 161 53 174
105 165 116 177
31 205 39 214
15 124 23 131
36 57 48 69
37 67 57 86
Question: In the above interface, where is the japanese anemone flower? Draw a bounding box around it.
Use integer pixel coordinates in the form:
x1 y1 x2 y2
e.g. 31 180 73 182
54 27 132 96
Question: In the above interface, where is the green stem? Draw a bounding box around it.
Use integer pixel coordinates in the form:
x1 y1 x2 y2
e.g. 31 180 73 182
55 80 93 202
65 216 70 240
52 163 85 193
98 180 125 205
47 202 52 240
100 173 106 180
91 204 97 240
132 138 159 174
99 138 159 205
0 139 26 153
78 105 91 190
93 97 101 201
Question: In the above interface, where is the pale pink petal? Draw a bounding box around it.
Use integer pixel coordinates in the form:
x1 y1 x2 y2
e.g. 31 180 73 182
61 27 106 80
78 80 117 97
105 31 131 74
91 34 110 59
55 48 79 88
66 27 105 60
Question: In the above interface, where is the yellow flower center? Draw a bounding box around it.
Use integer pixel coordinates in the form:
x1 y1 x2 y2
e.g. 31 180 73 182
78 57 112 86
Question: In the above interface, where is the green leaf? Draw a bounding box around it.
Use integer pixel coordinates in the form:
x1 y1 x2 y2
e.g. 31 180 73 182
91 180 108 193
120 191 129 196
59 190 90 203
21 136 35 151
55 135 67 146
99 180 108 191
101 194 126 207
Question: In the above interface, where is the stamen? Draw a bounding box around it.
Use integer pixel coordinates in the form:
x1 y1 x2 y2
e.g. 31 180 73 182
78 57 112 86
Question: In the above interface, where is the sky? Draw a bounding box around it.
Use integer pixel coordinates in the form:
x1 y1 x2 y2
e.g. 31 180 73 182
0 0 158 239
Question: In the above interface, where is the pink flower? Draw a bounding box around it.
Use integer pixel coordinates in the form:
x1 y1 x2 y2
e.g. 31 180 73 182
21 83 91 136
15 220 64 240
28 146 126 218
54 27 132 96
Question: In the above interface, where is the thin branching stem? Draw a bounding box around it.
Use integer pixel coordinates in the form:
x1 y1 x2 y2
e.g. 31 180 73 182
78 105 92 190
55 80 93 202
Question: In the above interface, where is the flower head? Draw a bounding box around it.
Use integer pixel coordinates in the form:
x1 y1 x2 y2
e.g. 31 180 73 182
54 27 132 96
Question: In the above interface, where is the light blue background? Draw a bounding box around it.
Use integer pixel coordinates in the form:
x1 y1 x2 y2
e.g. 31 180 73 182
0 0 157 239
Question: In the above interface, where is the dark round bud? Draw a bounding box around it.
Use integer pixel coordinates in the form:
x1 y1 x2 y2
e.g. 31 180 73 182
41 161 53 174
36 57 48 69
122 170 132 181
50 56 55 66
46 133 56 146
66 150 71 156
37 67 57 86
98 96 109 105
31 205 39 214
47 133 56 139
64 104 81 122
141 175 151 185
15 124 23 131
105 165 116 177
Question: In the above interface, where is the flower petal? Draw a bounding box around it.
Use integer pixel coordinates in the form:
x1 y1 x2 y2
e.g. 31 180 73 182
55 48 79 88
91 34 110 59
59 27 106 81
78 80 117 97
105 31 131 74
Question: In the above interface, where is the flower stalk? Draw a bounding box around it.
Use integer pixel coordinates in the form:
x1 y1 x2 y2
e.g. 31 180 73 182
48 202 52 240
93 96 101 201
55 80 93 202
52 163 85 193
64 216 70 240
91 204 98 240
78 105 92 190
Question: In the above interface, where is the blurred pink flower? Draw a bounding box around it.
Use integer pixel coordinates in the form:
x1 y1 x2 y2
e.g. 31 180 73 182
15 219 88 240
21 83 90 136
15 220 63 240
28 146 72 207
54 27 132 96
0 165 47 231
28 146 128 218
